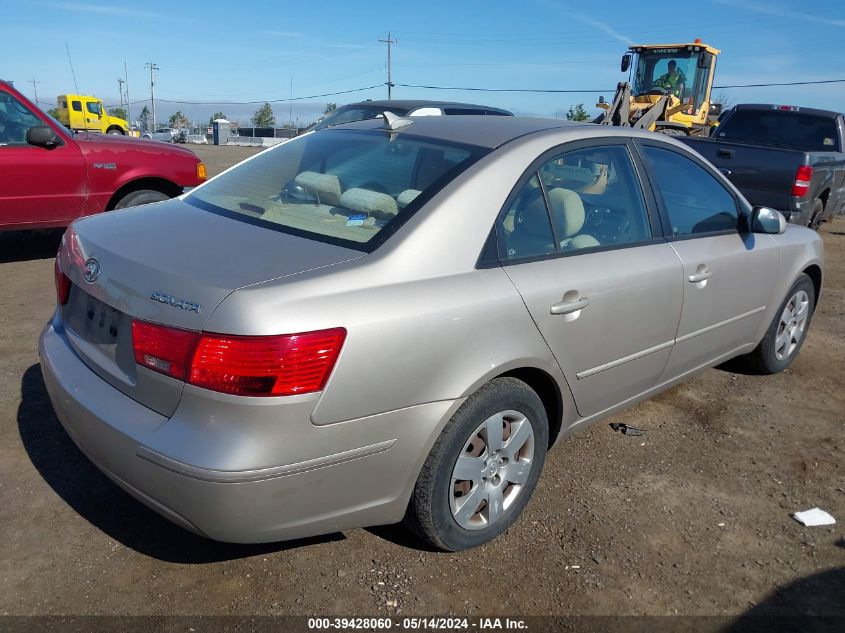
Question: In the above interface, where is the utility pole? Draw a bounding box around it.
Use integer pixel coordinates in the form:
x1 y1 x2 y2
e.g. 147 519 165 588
117 77 125 113
378 32 397 99
145 62 159 130
124 62 131 127
28 77 40 106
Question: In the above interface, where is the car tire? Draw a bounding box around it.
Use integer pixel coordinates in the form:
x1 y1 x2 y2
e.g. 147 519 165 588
114 189 171 209
107 128 124 135
808 199 824 230
404 377 548 551
740 273 815 375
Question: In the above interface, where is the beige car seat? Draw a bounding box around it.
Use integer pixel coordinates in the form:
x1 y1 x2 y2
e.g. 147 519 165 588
547 188 600 250
340 188 398 219
294 172 343 207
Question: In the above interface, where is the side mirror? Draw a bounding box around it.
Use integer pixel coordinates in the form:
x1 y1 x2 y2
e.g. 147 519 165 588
709 102 723 116
621 53 632 73
751 206 787 235
26 125 60 149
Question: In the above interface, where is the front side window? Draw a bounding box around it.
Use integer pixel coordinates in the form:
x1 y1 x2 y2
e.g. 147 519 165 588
641 145 739 236
0 92 43 145
86 101 102 116
186 129 487 250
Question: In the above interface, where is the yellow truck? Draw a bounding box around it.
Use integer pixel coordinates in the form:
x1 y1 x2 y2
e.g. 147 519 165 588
55 94 131 135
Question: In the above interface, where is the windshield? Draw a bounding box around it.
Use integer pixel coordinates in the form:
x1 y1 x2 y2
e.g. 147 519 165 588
716 110 840 152
186 129 488 251
633 49 697 98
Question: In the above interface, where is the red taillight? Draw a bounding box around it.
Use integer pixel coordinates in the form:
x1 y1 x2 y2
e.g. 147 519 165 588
131 320 346 397
189 328 346 396
54 259 70 306
132 320 200 381
791 165 813 197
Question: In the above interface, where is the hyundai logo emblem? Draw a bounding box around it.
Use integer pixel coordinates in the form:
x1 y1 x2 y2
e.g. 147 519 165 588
83 258 100 283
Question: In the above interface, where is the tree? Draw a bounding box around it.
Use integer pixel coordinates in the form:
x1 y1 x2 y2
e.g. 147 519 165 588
711 91 735 110
251 102 276 128
109 106 128 121
168 110 189 129
565 103 591 122
324 102 337 114
208 111 226 127
139 105 152 131
47 107 61 119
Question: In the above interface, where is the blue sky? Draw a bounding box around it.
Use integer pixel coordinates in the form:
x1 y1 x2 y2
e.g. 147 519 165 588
2 0 843 126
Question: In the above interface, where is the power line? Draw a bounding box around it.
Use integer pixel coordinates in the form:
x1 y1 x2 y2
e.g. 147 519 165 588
395 78 845 93
107 84 383 108
100 75 845 111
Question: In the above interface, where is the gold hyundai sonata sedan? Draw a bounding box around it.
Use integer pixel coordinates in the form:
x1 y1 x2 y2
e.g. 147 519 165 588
41 115 822 551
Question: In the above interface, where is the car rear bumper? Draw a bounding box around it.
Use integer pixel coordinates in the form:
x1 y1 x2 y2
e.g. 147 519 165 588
39 319 459 543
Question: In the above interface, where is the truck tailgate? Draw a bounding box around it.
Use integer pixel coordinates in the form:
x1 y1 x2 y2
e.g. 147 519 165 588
679 136 806 210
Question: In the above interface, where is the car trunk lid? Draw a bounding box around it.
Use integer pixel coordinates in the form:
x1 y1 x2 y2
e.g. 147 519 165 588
57 198 363 416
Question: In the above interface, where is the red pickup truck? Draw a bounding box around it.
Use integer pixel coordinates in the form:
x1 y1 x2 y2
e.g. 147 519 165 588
0 80 206 231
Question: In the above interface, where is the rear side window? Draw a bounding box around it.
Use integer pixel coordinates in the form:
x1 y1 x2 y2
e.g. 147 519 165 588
71 101 82 112
186 129 488 251
717 110 839 152
641 146 739 237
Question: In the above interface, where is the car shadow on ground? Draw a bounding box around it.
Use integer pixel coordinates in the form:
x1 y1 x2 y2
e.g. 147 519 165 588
17 364 345 563
0 229 64 264
724 567 844 632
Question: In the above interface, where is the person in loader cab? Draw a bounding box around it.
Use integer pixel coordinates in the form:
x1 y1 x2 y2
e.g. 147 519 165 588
654 60 686 97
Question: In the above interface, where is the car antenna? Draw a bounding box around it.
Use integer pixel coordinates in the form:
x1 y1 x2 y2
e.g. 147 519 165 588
382 111 413 140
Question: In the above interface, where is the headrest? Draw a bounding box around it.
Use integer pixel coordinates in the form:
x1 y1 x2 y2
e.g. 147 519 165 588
294 171 342 207
340 188 398 218
547 188 585 238
397 189 421 209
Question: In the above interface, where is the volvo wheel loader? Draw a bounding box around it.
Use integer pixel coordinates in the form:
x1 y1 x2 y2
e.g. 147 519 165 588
596 39 722 136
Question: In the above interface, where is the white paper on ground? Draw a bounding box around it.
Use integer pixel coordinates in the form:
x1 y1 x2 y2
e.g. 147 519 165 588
791 508 836 527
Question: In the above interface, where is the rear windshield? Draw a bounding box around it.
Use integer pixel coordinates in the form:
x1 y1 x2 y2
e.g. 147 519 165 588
716 110 840 152
186 129 488 251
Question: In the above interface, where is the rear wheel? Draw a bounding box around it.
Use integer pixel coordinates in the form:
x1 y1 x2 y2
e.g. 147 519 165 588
405 377 548 551
808 199 824 230
739 274 815 374
113 189 171 209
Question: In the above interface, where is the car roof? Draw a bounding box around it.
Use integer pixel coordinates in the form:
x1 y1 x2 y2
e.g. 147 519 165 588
339 99 513 115
324 115 587 149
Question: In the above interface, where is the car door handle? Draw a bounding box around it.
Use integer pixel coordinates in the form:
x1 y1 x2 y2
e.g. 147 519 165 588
550 298 589 315
717 148 734 158
688 270 713 283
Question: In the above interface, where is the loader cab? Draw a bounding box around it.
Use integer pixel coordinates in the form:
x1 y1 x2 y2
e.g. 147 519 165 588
628 42 718 114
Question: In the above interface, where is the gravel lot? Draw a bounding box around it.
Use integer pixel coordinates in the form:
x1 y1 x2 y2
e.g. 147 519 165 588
1 146 842 620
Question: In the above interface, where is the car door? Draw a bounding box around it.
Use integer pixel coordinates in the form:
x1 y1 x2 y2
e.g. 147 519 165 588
0 90 86 228
84 100 103 132
499 140 684 418
636 141 780 381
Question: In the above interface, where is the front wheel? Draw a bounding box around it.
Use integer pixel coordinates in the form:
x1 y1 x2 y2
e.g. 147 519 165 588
113 189 171 209
405 377 548 551
106 127 124 135
739 274 815 374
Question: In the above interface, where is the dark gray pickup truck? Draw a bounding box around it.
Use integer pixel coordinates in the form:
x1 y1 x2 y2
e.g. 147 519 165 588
681 104 845 228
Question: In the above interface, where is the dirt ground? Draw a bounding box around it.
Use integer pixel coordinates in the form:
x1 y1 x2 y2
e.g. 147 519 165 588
0 145 842 621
